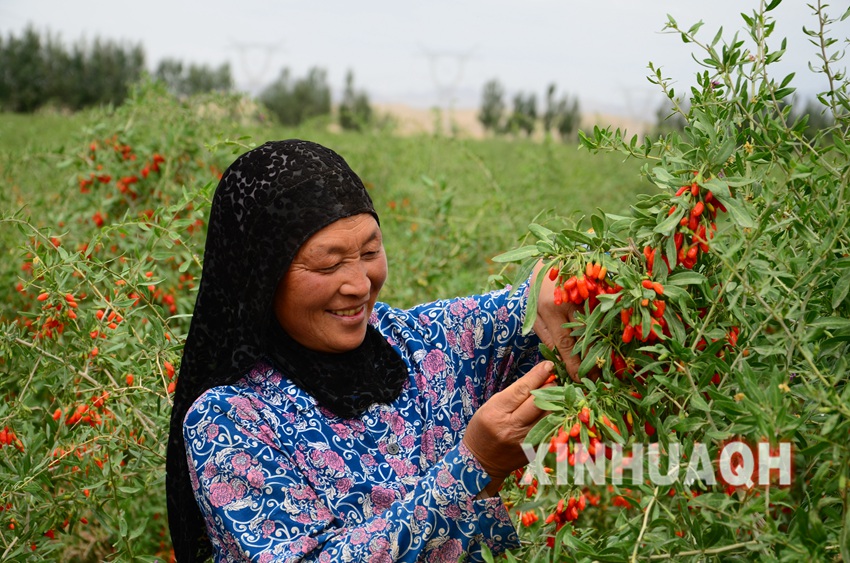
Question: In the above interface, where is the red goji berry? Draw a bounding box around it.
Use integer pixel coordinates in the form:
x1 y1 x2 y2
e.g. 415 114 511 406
692 201 705 217
576 277 589 300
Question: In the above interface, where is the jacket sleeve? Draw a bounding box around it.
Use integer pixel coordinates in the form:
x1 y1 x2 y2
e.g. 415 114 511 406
184 392 519 562
394 279 542 408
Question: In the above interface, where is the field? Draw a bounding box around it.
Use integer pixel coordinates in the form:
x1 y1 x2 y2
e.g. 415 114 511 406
0 85 653 561
2 6 849 559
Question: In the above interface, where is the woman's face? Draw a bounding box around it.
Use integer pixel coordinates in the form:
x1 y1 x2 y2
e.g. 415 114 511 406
273 213 387 353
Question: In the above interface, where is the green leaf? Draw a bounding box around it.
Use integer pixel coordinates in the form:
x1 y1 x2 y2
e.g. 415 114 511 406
652 166 676 187
703 178 731 197
591 212 605 238
690 393 711 412
654 205 686 234
714 191 755 228
560 229 594 246
672 415 705 433
528 223 554 241
531 387 566 412
491 245 539 263
522 266 547 335
667 271 706 286
833 268 850 309
578 341 607 378
809 317 850 330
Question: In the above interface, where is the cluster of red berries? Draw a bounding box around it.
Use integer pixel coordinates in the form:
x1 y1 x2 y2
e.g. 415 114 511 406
0 426 24 452
547 406 622 466
550 260 620 310
667 181 723 270
54 391 113 428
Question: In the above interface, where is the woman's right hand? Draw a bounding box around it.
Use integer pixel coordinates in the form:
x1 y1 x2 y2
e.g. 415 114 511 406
462 360 554 496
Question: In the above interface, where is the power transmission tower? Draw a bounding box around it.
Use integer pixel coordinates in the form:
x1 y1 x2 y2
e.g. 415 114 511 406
229 40 284 94
420 47 475 136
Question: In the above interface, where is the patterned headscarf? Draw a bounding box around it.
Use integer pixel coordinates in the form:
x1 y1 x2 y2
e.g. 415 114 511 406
166 140 408 562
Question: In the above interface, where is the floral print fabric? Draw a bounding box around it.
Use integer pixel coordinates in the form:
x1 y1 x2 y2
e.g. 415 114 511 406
184 283 540 562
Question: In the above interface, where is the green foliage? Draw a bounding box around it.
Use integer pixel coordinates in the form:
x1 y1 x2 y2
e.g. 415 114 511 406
0 79 646 559
506 92 538 137
0 81 239 561
259 67 332 126
543 83 581 141
154 58 233 97
0 26 145 113
478 78 507 134
496 2 850 561
338 70 372 131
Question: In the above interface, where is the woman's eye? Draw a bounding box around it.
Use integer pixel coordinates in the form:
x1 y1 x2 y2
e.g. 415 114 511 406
316 263 341 273
362 250 380 259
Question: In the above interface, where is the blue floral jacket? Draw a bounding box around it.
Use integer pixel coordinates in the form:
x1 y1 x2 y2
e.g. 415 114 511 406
184 283 541 562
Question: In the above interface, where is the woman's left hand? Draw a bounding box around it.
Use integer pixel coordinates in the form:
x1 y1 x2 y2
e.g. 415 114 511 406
530 260 591 383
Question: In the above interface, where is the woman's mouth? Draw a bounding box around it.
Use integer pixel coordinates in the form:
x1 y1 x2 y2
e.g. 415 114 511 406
330 305 365 318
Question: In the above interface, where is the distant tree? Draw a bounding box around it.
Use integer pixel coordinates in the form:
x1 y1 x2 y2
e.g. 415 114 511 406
506 92 537 137
478 79 505 133
0 27 48 112
259 66 331 126
0 27 144 112
543 83 558 134
338 70 372 131
554 94 581 142
156 58 233 97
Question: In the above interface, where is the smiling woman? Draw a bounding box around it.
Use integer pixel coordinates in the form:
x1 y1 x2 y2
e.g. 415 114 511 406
166 139 582 562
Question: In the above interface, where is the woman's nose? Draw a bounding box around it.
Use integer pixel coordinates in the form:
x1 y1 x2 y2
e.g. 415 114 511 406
340 262 371 297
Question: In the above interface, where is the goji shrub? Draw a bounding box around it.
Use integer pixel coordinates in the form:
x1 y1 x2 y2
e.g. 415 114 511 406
491 4 850 562
0 81 245 560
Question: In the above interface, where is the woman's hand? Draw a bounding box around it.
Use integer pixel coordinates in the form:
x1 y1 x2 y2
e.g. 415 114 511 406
462 360 554 496
531 260 587 383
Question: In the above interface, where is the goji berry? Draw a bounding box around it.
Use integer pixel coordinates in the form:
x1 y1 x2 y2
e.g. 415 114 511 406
692 201 705 217
576 277 589 300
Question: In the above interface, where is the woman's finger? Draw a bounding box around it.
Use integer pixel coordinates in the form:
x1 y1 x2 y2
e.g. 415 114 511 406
491 361 553 412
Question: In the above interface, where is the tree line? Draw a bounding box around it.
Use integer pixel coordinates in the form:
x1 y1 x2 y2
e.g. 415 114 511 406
478 79 581 141
2 27 832 139
0 27 371 131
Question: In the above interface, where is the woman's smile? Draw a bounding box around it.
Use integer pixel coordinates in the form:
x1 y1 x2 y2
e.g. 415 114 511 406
329 304 366 318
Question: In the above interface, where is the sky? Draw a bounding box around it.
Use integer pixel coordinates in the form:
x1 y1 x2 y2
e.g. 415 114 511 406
2 1 848 120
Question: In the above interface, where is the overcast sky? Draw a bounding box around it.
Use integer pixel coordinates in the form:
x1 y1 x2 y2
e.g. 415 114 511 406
2 1 847 119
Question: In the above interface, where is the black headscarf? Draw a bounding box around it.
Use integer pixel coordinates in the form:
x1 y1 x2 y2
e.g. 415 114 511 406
166 140 408 562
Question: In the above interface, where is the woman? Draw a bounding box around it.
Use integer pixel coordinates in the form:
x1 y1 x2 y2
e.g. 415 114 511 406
166 140 581 562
